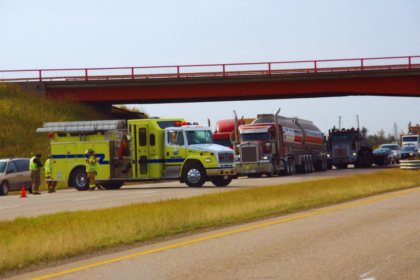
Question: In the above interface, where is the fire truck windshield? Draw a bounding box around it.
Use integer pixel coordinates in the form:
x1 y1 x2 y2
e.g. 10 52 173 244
241 133 267 141
185 131 214 145
403 136 419 142
331 133 352 140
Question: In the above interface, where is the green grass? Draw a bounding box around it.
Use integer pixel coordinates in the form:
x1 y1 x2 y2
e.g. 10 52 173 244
0 168 419 274
0 84 108 190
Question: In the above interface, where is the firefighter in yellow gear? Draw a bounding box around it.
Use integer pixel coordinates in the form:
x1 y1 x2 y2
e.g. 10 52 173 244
86 149 104 191
30 154 43 195
45 155 57 193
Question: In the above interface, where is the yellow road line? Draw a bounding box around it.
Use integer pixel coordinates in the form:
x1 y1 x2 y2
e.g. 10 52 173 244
32 187 420 280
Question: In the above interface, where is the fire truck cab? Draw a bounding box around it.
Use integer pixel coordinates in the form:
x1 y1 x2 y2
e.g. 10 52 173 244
36 119 236 189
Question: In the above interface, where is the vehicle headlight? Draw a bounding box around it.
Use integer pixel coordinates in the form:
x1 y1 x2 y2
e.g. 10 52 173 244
410 153 413 156
327 154 330 157
206 158 211 163
261 156 268 160
393 152 396 155
352 152 356 156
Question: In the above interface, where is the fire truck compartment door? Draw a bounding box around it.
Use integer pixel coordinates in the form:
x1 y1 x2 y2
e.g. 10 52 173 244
136 124 149 178
164 129 186 166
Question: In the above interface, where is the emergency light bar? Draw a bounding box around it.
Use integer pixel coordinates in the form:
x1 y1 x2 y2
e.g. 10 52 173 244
174 122 199 126
36 120 126 133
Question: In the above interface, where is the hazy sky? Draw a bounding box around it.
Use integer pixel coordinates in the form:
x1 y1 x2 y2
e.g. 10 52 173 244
1 0 419 136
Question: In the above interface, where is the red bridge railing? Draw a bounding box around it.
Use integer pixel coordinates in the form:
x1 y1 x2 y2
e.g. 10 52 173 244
1 55 419 82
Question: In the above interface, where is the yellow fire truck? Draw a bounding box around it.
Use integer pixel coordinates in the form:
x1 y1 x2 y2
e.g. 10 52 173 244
36 119 236 189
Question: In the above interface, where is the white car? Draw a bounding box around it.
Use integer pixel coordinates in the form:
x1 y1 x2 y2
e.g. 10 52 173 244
379 143 401 163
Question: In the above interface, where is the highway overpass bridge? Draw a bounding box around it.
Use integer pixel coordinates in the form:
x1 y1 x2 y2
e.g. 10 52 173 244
1 55 420 106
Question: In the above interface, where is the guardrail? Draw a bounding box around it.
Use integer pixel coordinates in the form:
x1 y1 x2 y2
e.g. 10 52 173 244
1 55 419 83
400 159 420 170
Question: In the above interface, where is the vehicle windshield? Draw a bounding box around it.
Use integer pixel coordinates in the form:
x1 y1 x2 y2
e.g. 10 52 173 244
185 131 213 145
213 139 232 147
403 136 419 142
373 149 391 154
0 162 6 173
241 133 267 141
331 133 352 140
380 145 399 150
402 147 416 152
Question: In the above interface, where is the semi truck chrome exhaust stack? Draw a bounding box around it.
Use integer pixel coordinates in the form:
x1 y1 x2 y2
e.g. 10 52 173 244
232 110 239 156
275 107 281 164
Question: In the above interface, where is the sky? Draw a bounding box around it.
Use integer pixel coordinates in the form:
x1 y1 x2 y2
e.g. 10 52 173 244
1 0 419 136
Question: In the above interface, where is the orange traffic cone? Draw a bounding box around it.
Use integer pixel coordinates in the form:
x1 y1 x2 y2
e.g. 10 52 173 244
20 185 27 198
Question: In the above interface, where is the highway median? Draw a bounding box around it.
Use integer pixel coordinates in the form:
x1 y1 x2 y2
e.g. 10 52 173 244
1 168 420 274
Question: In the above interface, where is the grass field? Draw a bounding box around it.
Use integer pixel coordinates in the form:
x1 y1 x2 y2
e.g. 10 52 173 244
0 168 419 274
0 84 108 191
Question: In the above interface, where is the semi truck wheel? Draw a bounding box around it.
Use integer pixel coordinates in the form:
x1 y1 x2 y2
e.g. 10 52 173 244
102 182 124 190
183 164 206 187
71 167 89 191
211 177 232 187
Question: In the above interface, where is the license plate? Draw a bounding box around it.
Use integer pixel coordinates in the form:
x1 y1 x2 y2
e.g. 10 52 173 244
224 175 228 180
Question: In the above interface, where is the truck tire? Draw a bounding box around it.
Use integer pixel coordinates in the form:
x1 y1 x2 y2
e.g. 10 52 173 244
183 164 206 187
211 178 232 187
296 158 305 174
71 167 90 191
0 181 9 196
266 163 274 177
102 182 124 190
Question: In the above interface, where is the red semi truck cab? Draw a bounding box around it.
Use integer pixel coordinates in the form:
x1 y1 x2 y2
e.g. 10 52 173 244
212 119 243 149
212 118 256 149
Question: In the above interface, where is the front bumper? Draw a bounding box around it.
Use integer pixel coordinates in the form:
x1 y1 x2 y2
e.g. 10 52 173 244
332 157 357 164
234 161 274 176
206 168 236 177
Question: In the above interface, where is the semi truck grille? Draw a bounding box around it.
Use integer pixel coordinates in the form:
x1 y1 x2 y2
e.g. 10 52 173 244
241 146 258 163
334 147 348 157
219 152 234 163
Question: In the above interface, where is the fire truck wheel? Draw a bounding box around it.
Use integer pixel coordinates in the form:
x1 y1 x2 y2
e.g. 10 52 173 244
102 182 124 190
71 168 90 191
211 177 232 187
183 164 206 187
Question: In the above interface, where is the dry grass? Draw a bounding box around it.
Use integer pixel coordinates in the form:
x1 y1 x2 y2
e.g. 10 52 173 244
0 84 108 191
0 168 419 273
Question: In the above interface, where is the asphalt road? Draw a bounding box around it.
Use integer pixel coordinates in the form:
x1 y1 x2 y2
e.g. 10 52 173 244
0 165 397 221
12 183 420 280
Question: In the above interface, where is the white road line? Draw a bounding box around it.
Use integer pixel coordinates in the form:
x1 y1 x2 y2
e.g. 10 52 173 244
0 206 20 210
136 191 158 195
360 268 377 278
257 178 268 181
230 181 240 184
385 254 394 259
72 197 98 202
